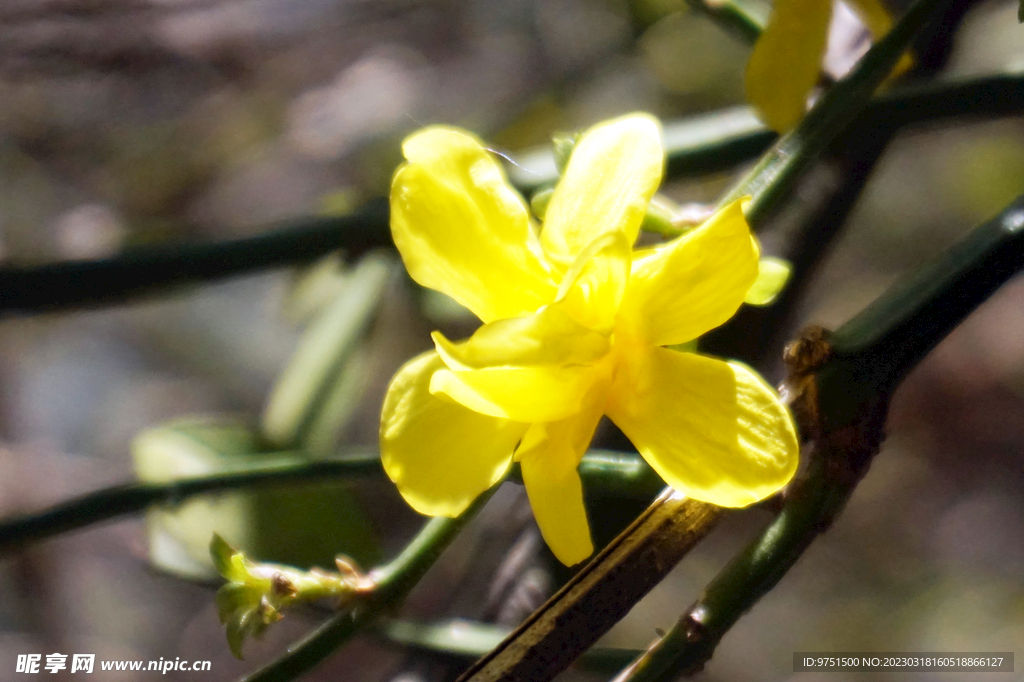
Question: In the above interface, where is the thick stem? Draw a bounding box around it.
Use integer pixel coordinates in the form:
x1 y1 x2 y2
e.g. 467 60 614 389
454 490 723 682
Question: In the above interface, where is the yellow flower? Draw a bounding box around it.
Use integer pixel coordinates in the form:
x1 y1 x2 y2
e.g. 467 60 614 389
380 113 799 566
746 0 905 132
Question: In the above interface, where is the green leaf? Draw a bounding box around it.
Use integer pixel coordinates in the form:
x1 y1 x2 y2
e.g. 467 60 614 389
1019 0 1023 22
209 533 242 581
262 252 393 448
744 256 792 305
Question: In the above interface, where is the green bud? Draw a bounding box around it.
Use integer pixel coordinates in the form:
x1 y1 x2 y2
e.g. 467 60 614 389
640 200 678 237
530 187 555 220
552 133 581 175
210 534 364 659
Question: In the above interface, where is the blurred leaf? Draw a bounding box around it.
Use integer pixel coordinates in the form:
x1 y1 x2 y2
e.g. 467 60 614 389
284 254 350 326
640 11 748 101
302 345 374 458
133 418 259 580
262 251 394 448
490 96 566 149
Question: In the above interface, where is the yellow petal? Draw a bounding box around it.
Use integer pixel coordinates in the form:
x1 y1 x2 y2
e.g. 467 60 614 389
744 256 792 306
745 0 832 132
517 400 604 566
556 232 632 334
431 304 610 371
380 351 528 517
606 346 799 507
430 363 600 423
391 127 557 323
540 114 663 268
618 199 760 347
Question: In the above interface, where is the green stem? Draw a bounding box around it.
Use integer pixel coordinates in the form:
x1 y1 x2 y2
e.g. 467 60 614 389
818 194 1024 429
684 0 766 44
0 451 381 553
721 0 954 227
612 196 1024 682
241 489 495 682
0 198 390 314
510 450 662 499
0 450 653 553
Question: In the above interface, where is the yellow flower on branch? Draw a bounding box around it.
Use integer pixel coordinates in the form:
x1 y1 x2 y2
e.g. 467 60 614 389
380 114 799 566
746 0 906 132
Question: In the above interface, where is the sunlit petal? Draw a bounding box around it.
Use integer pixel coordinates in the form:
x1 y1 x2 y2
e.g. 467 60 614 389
607 346 799 507
556 232 632 334
392 127 557 322
540 114 663 268
431 304 609 371
381 351 528 517
517 399 604 565
619 199 759 347
745 0 832 132
430 363 600 423
744 256 792 306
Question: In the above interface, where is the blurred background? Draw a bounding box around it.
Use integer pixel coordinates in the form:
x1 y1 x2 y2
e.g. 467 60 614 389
0 0 1023 680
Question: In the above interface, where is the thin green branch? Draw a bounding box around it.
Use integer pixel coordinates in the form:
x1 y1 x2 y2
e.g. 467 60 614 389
511 450 663 499
0 451 382 553
241 490 495 682
721 0 955 227
611 196 1024 682
0 449 653 553
0 198 390 314
684 0 766 44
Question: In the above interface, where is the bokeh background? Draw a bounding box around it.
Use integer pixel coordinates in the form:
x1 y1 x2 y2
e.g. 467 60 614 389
1 0 1023 680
